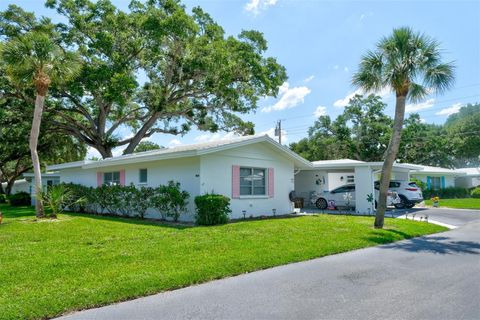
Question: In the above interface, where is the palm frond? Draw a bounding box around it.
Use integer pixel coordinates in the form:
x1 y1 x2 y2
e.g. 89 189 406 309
423 62 455 94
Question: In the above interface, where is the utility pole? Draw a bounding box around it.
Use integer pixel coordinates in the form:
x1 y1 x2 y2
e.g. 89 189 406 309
274 120 282 144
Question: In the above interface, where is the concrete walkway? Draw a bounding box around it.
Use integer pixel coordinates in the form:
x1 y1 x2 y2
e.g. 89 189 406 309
58 208 480 320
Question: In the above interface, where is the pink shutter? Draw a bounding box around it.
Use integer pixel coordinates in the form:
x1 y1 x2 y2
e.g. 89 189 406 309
268 168 274 198
119 170 126 186
96 172 102 187
232 165 240 198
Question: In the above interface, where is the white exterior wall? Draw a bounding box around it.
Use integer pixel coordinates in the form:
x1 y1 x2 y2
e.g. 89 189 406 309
327 172 355 190
294 170 329 206
200 143 295 219
1 180 30 194
354 166 375 214
61 157 200 221
455 176 480 188
410 173 455 189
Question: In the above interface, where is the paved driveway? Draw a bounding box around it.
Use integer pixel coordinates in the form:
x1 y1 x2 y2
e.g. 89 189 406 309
58 209 480 320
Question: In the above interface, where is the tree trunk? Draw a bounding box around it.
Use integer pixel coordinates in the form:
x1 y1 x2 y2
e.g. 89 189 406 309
6 178 16 196
31 94 45 217
122 112 161 155
375 94 407 228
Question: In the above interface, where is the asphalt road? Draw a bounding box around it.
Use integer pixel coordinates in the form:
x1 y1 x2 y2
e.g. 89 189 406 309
58 208 480 320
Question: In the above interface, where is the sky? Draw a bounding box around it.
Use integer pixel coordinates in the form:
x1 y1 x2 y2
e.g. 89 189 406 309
1 0 479 158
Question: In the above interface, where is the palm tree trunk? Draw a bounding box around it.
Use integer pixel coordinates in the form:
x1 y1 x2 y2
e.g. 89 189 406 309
375 94 407 228
31 94 45 218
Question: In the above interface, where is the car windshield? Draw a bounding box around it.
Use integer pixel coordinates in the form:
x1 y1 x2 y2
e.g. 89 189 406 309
408 182 419 188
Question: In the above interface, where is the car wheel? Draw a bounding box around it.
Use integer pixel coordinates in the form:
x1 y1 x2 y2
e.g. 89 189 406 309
405 203 415 208
315 198 328 210
375 201 378 209
394 195 407 209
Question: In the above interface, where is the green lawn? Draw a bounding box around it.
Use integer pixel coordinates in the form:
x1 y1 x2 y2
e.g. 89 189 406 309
425 198 480 209
0 204 446 320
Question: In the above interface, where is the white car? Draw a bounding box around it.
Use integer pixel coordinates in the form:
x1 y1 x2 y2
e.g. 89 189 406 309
375 180 423 209
312 184 399 210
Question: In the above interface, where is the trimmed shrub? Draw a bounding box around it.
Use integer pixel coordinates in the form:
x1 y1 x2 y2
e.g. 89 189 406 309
194 194 231 226
423 187 470 199
471 187 480 198
8 192 31 206
132 186 154 219
151 181 190 221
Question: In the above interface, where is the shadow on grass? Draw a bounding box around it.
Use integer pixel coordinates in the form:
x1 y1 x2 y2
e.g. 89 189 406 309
0 205 35 218
377 235 480 255
63 212 193 230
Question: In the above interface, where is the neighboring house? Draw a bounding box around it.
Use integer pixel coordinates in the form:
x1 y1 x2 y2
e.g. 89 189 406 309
22 172 61 205
1 179 30 195
47 135 311 220
455 167 480 188
407 164 464 190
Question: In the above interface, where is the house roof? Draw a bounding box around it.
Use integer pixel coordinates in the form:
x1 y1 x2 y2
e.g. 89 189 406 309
47 135 312 171
455 167 480 176
407 164 464 176
310 159 420 171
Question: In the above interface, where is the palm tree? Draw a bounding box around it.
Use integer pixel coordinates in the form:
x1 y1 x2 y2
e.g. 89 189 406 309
1 31 80 218
352 27 455 228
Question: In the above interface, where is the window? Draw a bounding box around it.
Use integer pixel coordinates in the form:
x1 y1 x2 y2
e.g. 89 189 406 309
139 169 148 184
430 176 442 190
104 171 120 186
346 175 355 183
240 167 266 196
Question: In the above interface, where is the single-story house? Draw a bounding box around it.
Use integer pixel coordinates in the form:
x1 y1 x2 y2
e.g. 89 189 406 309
1 179 30 195
22 172 61 205
47 135 311 220
455 167 480 188
407 164 464 190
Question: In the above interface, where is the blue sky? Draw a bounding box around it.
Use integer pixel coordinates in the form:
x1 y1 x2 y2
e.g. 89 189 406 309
2 0 479 157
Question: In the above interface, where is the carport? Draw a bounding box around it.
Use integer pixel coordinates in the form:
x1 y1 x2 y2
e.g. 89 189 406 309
294 159 421 213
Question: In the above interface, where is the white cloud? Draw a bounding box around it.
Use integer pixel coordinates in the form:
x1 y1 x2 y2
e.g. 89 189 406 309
168 139 182 147
360 14 365 20
344 66 349 72
333 89 362 108
262 82 311 112
86 147 101 160
304 75 315 83
313 105 327 117
405 98 435 113
333 65 339 70
333 87 392 108
245 0 278 15
260 127 287 144
435 103 462 116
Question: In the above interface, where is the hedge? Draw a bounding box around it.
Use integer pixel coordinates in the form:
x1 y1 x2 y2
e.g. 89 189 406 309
194 194 231 225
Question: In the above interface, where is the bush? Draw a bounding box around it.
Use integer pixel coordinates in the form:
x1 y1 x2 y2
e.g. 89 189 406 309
131 186 154 219
0 193 7 203
423 187 470 199
151 181 190 221
471 187 480 198
194 194 231 226
42 184 84 217
8 192 31 206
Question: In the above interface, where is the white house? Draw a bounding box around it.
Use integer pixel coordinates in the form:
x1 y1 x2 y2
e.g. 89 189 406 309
455 167 480 188
407 164 464 190
47 135 311 220
1 179 30 195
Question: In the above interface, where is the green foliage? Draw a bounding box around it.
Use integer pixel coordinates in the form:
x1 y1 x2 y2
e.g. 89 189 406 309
7 191 30 206
42 184 84 217
471 187 480 198
1 1 287 158
445 103 480 167
150 181 190 221
194 194 231 225
134 141 163 153
131 186 155 219
422 187 470 199
0 194 7 203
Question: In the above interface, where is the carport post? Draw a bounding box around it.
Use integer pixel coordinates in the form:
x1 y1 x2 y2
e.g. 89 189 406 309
354 166 375 214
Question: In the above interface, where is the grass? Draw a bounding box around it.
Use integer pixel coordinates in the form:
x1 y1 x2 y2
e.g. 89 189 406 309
0 204 446 320
425 198 480 209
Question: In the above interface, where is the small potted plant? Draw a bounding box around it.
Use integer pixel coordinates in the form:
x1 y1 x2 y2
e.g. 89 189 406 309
431 196 440 207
